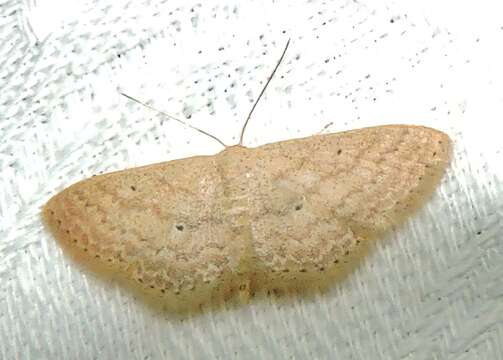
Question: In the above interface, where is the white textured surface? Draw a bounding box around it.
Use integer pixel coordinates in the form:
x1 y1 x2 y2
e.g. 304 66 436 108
1 0 503 359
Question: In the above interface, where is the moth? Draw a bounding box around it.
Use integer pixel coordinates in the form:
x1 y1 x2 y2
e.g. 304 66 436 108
43 40 451 311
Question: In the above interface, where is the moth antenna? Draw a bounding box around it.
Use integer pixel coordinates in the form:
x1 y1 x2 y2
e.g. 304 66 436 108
120 92 228 148
238 38 291 146
317 122 334 135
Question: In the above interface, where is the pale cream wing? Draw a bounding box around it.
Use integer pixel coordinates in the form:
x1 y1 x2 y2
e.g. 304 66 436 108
246 125 451 275
43 154 246 299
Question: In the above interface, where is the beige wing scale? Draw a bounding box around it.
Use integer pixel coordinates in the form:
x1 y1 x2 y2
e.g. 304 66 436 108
43 155 246 306
247 125 450 286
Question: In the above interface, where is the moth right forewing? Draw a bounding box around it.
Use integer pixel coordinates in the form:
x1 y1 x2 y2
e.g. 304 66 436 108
241 143 355 277
246 126 450 279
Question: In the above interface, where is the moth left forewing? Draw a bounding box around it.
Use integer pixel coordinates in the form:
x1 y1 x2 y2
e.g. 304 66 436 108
44 155 246 309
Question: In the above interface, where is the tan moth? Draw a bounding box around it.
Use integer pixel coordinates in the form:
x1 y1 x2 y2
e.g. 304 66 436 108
43 40 451 311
